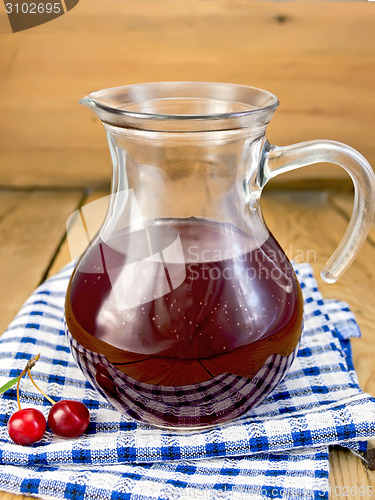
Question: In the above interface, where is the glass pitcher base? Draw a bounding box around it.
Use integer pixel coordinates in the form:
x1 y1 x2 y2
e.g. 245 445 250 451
66 325 301 428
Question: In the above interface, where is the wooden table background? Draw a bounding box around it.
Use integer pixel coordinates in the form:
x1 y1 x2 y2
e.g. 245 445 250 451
0 1 375 499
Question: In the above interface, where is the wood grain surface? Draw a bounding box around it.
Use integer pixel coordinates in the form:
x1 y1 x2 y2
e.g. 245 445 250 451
262 191 375 500
1 190 374 499
0 0 374 188
0 190 82 334
1 0 375 498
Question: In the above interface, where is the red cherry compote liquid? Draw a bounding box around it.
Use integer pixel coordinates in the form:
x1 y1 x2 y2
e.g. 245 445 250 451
65 218 303 428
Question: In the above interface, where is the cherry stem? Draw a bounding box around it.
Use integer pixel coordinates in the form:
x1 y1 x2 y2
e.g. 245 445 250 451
27 369 56 405
16 354 40 411
16 375 22 411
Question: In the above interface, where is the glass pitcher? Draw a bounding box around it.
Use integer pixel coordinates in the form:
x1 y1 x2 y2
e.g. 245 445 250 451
65 82 375 428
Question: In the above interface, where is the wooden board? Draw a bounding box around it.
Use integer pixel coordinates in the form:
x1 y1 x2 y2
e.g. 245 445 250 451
0 190 375 498
262 192 375 500
330 193 375 245
46 190 108 277
58 191 375 497
0 493 29 500
41 190 375 499
0 190 82 334
0 1 374 188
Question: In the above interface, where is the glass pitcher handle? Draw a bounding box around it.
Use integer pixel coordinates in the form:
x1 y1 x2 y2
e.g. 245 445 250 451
261 140 375 283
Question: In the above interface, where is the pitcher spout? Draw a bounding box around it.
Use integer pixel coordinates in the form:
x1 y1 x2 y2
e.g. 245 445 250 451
79 95 98 115
79 95 95 110
79 89 120 119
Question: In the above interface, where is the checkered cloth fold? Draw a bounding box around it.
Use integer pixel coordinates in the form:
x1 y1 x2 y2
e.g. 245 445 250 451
0 262 374 500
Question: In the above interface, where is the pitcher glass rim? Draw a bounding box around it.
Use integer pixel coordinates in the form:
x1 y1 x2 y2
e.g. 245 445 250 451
80 82 279 132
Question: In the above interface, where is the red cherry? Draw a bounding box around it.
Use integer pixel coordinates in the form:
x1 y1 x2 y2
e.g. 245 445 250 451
8 408 46 445
48 400 90 438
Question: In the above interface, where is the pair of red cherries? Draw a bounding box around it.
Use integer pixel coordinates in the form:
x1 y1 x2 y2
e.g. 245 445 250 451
6 355 90 446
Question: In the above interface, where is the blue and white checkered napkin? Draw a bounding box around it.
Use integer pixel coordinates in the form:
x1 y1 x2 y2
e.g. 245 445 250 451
0 262 374 500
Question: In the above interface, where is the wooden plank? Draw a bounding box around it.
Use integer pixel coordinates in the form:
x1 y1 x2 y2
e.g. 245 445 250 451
0 190 83 335
0 493 29 500
47 190 108 277
0 190 81 500
55 190 375 496
51 189 375 493
0 190 25 217
262 192 375 345
0 35 23 79
0 150 112 190
261 191 375 497
0 0 374 187
330 193 375 245
1 190 374 499
329 447 374 500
